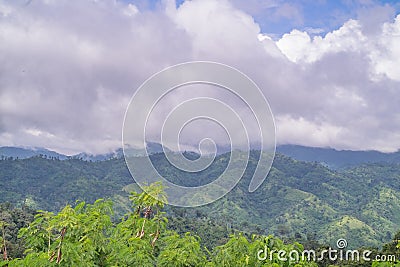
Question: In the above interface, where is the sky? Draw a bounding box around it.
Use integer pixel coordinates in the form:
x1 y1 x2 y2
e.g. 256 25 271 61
0 0 400 155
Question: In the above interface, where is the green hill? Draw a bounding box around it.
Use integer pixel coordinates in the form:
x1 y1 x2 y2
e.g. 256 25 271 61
0 153 399 248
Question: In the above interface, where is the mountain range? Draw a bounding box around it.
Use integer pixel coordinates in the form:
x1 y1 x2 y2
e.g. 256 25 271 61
2 144 400 169
277 145 400 169
1 150 399 249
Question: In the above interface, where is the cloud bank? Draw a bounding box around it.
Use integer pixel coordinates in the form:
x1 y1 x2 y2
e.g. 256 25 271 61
0 0 399 154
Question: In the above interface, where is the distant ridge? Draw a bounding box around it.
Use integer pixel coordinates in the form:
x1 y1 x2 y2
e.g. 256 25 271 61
0 146 68 160
2 144 400 167
0 146 122 161
276 144 400 169
73 148 124 161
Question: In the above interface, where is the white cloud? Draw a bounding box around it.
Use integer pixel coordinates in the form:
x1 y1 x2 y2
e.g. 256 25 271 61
168 0 264 62
273 11 400 152
0 0 192 154
371 15 400 80
276 115 343 148
276 19 367 63
0 0 400 154
276 13 400 81
123 3 139 17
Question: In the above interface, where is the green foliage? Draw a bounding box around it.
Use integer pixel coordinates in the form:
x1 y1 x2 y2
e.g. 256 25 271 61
0 183 335 266
0 204 35 259
208 234 317 267
157 232 206 266
166 215 231 250
209 233 257 266
16 199 113 266
107 182 168 266
2 153 400 250
371 232 400 267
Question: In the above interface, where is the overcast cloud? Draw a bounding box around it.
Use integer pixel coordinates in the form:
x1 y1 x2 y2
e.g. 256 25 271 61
0 0 399 154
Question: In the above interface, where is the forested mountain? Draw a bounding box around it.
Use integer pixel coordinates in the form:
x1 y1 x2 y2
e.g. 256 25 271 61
0 156 132 215
0 146 122 161
0 147 68 160
1 152 399 249
277 145 400 169
3 144 400 167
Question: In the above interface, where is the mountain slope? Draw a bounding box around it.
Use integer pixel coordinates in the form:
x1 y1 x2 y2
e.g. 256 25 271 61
277 144 400 168
0 153 399 248
0 146 68 160
4 144 400 167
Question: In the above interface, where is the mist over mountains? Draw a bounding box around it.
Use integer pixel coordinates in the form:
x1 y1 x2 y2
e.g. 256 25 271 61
277 145 400 169
2 144 400 168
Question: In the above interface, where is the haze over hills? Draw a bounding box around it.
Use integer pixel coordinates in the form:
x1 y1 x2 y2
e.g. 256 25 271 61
0 142 172 161
0 146 68 160
276 145 400 169
0 146 123 161
2 144 400 168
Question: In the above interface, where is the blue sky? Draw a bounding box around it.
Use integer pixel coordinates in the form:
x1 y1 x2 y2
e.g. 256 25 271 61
253 0 400 36
125 0 400 37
